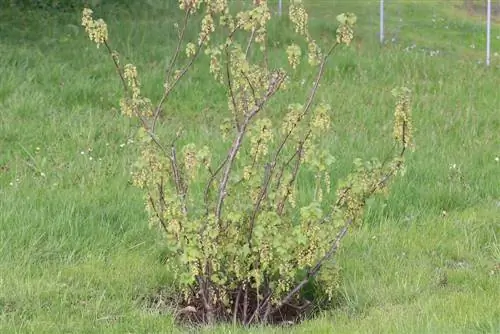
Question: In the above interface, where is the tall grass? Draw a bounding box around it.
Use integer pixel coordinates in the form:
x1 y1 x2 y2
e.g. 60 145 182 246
0 1 499 332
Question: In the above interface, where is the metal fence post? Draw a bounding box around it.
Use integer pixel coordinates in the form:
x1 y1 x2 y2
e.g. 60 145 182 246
380 0 384 44
486 0 491 66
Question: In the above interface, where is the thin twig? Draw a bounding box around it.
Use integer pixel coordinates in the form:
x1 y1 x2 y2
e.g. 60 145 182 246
170 140 188 215
214 121 249 224
103 41 127 93
214 71 286 224
245 27 256 59
243 284 249 324
247 290 272 325
273 146 300 193
303 42 339 115
233 286 242 325
225 39 241 131
203 155 229 214
262 279 273 323
240 69 257 106
152 36 206 131
164 10 190 92
148 194 168 234
196 276 212 324
151 10 190 129
276 131 310 215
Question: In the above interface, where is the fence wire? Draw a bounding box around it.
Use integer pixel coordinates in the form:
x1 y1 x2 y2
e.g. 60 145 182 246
267 0 499 66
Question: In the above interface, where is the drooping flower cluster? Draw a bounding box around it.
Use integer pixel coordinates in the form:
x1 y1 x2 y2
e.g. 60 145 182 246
336 13 357 46
81 8 108 48
120 64 153 118
392 87 414 149
286 44 302 69
199 13 215 45
179 0 202 14
289 0 308 36
288 1 322 68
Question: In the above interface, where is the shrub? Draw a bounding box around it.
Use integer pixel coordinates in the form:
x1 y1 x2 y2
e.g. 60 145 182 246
82 0 413 326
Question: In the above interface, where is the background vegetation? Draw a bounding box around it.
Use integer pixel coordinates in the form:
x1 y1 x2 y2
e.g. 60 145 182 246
0 0 499 332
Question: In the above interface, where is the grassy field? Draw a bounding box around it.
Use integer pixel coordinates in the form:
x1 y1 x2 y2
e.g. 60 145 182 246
1 0 499 333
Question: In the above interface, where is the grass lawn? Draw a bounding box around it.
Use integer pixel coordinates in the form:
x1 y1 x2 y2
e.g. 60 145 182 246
0 0 499 332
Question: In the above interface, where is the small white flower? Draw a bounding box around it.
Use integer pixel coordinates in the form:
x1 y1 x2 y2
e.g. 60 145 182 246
81 151 85 155
40 172 46 178
119 143 126 148
495 157 499 162
89 156 93 161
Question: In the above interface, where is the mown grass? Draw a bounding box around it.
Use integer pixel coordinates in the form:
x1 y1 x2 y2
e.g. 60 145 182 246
0 0 499 333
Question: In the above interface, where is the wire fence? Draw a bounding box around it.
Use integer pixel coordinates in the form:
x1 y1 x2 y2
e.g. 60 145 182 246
378 0 493 65
271 0 499 67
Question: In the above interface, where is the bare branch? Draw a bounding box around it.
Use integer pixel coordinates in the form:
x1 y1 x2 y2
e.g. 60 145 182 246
243 284 249 324
203 155 229 214
273 146 300 193
151 10 190 129
196 276 214 324
245 27 256 59
240 69 257 106
233 286 242 325
225 40 241 131
147 194 168 234
246 290 272 325
103 41 128 93
302 42 339 115
152 36 206 131
276 131 311 215
214 71 286 224
170 139 188 216
164 10 190 91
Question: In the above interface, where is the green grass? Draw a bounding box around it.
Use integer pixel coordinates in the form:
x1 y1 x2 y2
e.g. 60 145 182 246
1 0 499 332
